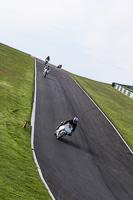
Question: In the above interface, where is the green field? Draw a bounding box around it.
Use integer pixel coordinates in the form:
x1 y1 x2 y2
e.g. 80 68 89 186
0 43 133 200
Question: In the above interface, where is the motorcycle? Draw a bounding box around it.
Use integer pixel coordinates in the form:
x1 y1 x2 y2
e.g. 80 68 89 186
57 65 62 69
43 68 48 77
55 123 73 139
44 59 48 65
44 56 50 65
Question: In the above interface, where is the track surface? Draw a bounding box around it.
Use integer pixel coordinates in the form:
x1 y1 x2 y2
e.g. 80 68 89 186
34 59 133 200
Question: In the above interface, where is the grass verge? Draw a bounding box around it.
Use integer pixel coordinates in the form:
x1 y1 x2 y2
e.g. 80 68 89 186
1 42 133 200
0 43 52 200
69 73 133 151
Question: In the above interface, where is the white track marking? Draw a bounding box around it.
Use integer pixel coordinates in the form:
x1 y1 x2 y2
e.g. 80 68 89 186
69 75 133 155
31 61 132 200
31 58 56 200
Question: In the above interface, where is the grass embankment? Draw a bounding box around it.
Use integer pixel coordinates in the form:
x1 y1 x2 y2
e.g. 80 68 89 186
0 43 52 200
0 42 133 199
69 73 133 151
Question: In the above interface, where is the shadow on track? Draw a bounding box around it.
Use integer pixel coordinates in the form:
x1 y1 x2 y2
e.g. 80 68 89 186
43 76 54 81
60 138 90 154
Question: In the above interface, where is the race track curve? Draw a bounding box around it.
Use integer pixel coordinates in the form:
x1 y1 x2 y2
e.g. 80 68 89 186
34 58 133 200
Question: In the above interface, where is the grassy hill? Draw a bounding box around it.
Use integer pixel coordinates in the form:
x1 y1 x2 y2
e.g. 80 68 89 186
69 73 133 151
0 43 52 200
0 43 133 200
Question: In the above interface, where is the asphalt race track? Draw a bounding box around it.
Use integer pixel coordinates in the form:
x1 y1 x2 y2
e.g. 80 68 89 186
34 59 133 200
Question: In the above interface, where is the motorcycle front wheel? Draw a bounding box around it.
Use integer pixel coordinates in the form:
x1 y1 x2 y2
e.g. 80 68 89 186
56 131 65 139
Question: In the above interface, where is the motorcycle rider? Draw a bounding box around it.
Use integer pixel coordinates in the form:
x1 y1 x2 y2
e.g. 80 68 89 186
44 56 50 65
46 56 50 61
57 64 62 68
56 117 79 136
43 64 51 76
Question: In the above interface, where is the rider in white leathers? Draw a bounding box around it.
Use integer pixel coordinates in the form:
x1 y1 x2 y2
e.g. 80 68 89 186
56 117 79 136
43 65 51 75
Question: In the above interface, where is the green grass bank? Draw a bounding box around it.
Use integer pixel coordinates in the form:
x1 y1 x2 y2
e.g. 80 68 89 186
0 42 133 200
0 43 52 200
69 73 133 150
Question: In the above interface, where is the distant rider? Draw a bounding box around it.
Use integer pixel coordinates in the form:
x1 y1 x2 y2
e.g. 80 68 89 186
45 56 50 65
57 64 62 68
46 56 50 61
56 117 79 136
43 65 51 75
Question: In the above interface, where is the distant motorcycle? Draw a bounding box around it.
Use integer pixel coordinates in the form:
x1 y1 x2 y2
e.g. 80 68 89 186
44 56 50 65
43 67 49 77
43 66 51 77
44 60 48 65
57 65 62 69
54 123 73 139
43 68 48 77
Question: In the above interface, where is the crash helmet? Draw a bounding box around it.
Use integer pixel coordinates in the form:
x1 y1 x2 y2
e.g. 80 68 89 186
73 117 79 123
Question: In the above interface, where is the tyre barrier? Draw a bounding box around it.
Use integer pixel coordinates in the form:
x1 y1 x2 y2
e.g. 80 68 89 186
112 82 133 99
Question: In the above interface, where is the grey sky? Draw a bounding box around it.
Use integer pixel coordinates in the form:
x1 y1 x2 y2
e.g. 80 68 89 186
1 0 133 85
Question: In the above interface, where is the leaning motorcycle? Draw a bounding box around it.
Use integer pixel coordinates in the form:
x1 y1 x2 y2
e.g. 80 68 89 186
44 60 48 65
55 123 73 139
43 68 48 77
